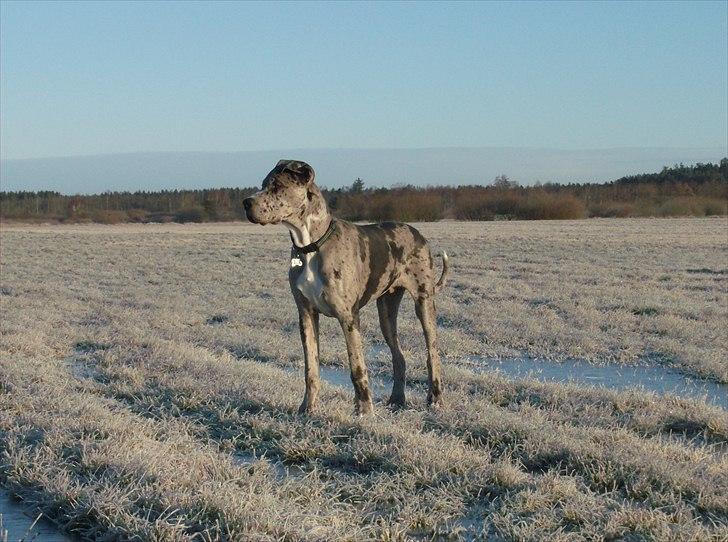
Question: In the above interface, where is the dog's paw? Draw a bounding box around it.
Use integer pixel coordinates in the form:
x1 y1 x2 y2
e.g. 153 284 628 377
355 399 374 416
387 394 407 411
298 399 317 415
428 394 445 410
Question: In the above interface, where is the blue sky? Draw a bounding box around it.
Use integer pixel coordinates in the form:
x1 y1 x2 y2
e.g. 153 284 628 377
1 0 726 160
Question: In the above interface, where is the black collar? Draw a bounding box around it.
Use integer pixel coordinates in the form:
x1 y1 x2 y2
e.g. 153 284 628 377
290 219 337 255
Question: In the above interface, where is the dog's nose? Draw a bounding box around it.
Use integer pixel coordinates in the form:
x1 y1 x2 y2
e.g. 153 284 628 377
243 198 254 211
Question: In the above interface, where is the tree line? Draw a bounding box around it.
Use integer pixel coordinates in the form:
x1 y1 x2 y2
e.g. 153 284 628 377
1 159 725 223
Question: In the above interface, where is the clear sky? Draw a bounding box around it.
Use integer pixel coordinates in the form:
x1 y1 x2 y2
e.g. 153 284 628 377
1 0 726 160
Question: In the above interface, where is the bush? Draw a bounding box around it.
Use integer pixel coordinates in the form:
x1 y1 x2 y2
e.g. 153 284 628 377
453 198 495 220
126 209 148 222
368 199 396 222
146 212 175 223
546 193 587 219
175 206 206 223
92 210 128 224
394 191 443 221
451 189 494 220
518 191 586 220
588 202 634 218
699 198 727 216
62 216 93 224
631 200 660 217
657 197 699 217
62 210 92 223
490 191 523 217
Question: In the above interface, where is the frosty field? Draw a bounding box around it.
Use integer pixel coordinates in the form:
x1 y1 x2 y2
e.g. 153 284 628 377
1 218 727 541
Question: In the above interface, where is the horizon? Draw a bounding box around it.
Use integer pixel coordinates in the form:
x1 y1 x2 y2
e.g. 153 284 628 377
1 145 725 194
3 143 726 162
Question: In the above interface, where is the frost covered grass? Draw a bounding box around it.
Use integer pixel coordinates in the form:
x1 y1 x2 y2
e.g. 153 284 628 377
1 218 726 540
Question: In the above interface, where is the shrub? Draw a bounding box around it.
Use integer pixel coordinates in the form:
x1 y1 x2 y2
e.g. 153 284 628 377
126 209 148 222
657 197 699 217
631 200 660 217
451 189 495 220
175 206 206 223
490 191 523 217
588 202 634 218
699 197 727 216
454 199 495 221
519 191 586 220
547 193 587 219
394 191 443 221
146 212 175 223
92 210 128 224
62 211 92 223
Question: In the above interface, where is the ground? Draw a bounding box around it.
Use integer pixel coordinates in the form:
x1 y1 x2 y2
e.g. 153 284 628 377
0 218 726 541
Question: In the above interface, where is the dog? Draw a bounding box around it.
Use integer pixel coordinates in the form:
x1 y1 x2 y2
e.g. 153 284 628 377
243 160 449 414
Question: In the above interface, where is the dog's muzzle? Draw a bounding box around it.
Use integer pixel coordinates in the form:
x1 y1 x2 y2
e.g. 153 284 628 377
243 197 257 223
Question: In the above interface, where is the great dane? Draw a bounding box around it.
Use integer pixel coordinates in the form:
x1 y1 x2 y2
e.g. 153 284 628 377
243 160 449 415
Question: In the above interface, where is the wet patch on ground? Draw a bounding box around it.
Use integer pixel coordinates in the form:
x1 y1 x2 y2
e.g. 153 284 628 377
281 364 398 406
231 451 305 479
0 490 73 542
468 356 727 409
288 346 727 410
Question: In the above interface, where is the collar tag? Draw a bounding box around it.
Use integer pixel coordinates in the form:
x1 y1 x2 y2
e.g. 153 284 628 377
291 256 303 268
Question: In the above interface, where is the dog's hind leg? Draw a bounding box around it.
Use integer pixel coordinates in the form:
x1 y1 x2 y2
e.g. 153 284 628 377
414 295 444 407
339 311 374 415
377 288 407 409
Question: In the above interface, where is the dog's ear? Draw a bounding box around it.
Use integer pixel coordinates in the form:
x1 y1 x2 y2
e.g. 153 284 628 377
279 160 315 185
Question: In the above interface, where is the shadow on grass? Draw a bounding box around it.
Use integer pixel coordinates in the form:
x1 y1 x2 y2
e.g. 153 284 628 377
419 408 727 523
226 344 285 365
68 350 728 525
95 373 403 477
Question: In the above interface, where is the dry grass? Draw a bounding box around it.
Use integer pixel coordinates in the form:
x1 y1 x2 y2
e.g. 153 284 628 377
1 218 727 540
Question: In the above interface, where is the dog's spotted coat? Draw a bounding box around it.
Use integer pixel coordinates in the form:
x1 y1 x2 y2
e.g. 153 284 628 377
244 160 449 414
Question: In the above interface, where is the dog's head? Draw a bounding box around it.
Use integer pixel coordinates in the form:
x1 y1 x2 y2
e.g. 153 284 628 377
243 160 316 225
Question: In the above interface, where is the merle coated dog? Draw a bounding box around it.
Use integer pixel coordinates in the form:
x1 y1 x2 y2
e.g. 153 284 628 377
243 160 449 414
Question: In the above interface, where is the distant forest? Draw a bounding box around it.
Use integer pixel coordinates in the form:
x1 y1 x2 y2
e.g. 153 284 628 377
1 160 726 223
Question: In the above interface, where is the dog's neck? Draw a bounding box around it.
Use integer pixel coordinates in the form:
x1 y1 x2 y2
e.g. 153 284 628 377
283 184 332 248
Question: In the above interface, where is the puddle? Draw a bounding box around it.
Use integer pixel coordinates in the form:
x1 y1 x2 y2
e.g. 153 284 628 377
319 365 394 396
468 357 727 409
0 490 73 542
63 355 106 384
283 362 395 402
285 345 727 410
280 344 396 399
232 452 304 479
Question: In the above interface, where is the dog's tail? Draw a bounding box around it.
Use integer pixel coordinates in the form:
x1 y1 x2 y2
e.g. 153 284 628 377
434 251 449 293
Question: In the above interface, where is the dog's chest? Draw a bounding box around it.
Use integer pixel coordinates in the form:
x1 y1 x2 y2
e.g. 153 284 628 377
294 255 330 313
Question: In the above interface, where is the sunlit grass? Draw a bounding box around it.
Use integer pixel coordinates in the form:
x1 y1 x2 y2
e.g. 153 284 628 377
1 218 726 540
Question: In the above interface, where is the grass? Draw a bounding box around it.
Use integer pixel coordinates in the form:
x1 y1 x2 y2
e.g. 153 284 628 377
631 307 660 317
1 218 727 540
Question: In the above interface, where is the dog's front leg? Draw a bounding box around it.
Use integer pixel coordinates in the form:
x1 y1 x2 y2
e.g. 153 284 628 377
297 303 320 414
339 312 374 415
